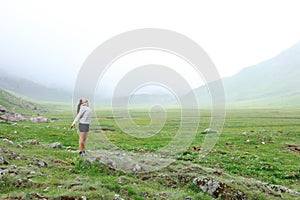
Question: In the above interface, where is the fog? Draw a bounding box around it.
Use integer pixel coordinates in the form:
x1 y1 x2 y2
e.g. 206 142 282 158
1 1 300 94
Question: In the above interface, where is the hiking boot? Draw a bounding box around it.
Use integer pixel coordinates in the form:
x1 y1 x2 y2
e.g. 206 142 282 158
79 150 86 156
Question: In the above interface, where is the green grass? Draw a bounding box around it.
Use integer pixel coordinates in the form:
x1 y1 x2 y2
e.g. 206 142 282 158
0 107 299 199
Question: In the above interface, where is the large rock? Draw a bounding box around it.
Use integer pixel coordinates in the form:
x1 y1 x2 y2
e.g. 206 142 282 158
12 113 25 122
48 142 62 148
0 113 25 122
0 113 9 121
0 105 6 113
193 177 247 200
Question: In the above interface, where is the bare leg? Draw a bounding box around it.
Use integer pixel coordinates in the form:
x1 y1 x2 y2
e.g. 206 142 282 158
79 132 88 151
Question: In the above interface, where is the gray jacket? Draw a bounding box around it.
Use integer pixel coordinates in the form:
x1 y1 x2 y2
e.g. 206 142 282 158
72 103 92 125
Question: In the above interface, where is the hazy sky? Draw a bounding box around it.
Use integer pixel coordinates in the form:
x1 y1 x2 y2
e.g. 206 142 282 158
1 0 300 90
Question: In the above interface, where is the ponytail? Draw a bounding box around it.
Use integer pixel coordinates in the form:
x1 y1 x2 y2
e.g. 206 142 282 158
77 99 83 114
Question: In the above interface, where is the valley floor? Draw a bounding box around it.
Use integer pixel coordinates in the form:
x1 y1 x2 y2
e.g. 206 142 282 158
0 109 299 199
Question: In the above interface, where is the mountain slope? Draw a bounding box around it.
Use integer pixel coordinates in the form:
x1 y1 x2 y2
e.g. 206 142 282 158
192 41 300 108
0 88 47 114
0 69 71 102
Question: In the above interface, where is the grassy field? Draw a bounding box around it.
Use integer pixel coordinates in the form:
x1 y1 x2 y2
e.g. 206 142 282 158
0 107 299 199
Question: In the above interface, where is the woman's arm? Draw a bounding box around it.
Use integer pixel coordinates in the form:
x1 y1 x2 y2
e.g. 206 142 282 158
70 107 85 129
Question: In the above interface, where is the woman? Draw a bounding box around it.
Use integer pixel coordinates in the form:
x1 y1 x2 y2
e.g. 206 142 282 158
70 98 92 156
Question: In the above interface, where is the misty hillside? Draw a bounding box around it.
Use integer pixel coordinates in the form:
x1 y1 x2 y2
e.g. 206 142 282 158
2 40 300 107
0 69 71 102
0 88 47 114
192 41 300 108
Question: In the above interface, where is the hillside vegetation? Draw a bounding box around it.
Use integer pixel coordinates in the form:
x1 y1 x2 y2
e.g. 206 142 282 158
191 41 300 108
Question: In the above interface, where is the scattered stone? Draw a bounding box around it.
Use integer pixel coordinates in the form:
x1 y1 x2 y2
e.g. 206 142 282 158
57 185 63 189
92 127 116 131
287 144 300 154
17 144 23 148
10 165 17 169
263 183 300 196
132 163 142 174
67 182 82 189
30 192 47 199
66 146 73 151
29 171 36 175
191 146 202 152
185 196 192 200
12 122 18 126
13 130 18 134
0 105 7 112
2 138 14 145
261 142 265 145
113 194 124 200
37 160 47 168
17 178 24 185
89 186 96 191
193 177 247 199
7 151 21 161
0 148 4 164
201 128 218 134
141 192 151 198
29 117 48 123
241 132 248 136
0 169 7 179
244 139 250 143
25 139 39 145
48 142 62 149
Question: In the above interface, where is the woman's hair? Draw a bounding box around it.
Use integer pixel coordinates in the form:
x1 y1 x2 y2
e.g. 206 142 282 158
77 99 83 114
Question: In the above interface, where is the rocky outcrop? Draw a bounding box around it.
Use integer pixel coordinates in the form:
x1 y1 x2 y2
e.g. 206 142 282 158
0 105 26 122
193 177 247 199
0 104 48 123
0 112 26 122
